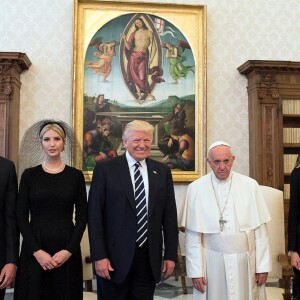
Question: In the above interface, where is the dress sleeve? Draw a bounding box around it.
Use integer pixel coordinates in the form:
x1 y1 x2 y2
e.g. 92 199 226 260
16 169 41 254
66 171 88 254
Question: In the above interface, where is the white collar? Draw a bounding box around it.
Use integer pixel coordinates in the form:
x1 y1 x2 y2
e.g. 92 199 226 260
125 151 146 168
211 171 232 184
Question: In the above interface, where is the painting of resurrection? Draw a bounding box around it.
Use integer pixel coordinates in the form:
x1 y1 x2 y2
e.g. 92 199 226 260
74 2 207 182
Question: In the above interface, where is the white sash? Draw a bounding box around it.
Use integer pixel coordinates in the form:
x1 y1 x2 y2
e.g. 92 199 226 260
204 232 249 254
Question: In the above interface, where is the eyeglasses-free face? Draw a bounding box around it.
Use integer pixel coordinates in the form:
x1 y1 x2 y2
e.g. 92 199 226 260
207 146 235 180
123 130 152 161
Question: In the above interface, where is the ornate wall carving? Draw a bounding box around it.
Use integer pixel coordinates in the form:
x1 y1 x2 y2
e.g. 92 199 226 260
238 60 300 189
258 73 280 104
0 52 31 165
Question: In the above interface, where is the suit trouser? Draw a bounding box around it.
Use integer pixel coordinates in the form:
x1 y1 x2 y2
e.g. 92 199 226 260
97 243 156 300
0 288 5 300
293 267 300 300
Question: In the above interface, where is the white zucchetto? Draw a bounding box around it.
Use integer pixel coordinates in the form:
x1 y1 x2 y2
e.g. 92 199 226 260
208 141 231 152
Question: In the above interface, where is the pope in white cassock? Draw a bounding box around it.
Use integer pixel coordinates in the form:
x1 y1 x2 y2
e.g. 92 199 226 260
180 141 272 300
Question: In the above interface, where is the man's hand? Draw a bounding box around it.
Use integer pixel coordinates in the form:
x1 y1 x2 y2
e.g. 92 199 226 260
192 277 207 293
52 250 72 268
256 272 268 286
0 263 16 289
291 251 300 270
95 258 114 280
161 260 175 280
33 250 58 270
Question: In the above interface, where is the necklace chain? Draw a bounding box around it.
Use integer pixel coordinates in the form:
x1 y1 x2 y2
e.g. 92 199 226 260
43 161 64 172
211 173 233 229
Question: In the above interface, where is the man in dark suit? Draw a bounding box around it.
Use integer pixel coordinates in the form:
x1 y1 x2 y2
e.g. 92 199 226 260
88 120 178 299
0 156 19 300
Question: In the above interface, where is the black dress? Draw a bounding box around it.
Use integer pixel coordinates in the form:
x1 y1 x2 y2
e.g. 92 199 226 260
14 165 87 300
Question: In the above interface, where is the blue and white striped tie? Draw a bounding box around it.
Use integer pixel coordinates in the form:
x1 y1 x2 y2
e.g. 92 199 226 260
134 162 147 247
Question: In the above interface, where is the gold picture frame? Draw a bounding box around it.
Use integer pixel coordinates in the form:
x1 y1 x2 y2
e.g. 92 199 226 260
73 0 207 182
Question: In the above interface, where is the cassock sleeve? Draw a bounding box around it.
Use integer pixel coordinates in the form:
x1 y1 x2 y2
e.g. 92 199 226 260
255 223 272 273
185 229 205 278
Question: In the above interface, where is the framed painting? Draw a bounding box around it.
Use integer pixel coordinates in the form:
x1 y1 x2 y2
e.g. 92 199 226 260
73 0 207 182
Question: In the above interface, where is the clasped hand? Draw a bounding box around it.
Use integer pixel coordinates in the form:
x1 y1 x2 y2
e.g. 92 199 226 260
33 249 72 271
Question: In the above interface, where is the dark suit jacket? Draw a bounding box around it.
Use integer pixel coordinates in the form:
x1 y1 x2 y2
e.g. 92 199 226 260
288 167 300 252
0 156 19 270
88 154 178 283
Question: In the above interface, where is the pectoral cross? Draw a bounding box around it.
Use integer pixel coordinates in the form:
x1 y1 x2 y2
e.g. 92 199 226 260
219 216 227 231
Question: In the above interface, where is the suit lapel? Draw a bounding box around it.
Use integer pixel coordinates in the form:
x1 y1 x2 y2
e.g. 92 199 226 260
116 154 136 211
146 159 158 220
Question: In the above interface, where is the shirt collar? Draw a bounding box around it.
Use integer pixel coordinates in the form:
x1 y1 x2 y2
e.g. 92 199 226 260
125 151 146 168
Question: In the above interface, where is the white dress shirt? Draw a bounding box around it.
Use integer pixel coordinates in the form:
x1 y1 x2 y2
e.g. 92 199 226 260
126 151 149 208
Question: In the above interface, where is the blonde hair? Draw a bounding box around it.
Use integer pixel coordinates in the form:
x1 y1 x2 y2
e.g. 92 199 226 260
39 122 66 143
122 120 154 141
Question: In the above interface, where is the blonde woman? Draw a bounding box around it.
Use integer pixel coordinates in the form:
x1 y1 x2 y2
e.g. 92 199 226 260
14 120 87 300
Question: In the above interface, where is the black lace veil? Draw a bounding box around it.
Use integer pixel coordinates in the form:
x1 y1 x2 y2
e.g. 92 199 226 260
18 119 82 178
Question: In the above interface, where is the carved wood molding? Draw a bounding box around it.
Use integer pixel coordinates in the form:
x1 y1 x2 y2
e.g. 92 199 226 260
0 52 31 163
264 106 275 184
237 60 300 76
258 73 280 104
0 52 31 98
0 65 13 96
237 60 296 189
238 60 300 249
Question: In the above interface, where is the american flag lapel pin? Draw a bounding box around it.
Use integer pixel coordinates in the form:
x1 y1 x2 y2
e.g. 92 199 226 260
153 170 157 174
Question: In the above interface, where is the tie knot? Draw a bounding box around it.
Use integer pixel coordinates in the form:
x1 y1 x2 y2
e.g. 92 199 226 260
134 162 140 170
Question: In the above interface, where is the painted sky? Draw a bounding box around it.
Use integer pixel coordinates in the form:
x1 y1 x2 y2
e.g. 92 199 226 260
84 13 195 107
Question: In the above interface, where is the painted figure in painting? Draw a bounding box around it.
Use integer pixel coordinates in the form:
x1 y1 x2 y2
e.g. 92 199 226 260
163 41 194 84
162 128 195 171
86 39 118 82
162 129 195 171
164 103 186 134
93 94 111 125
83 13 197 175
159 103 186 159
121 17 164 101
83 121 117 171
